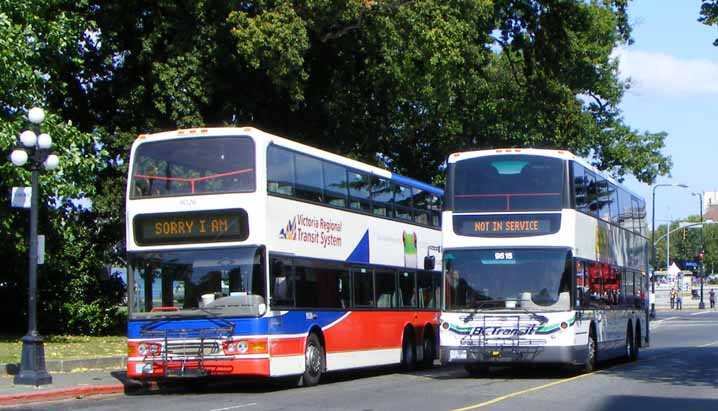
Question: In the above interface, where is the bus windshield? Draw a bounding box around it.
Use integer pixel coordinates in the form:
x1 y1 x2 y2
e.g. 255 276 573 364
129 246 266 318
130 136 255 198
444 248 571 311
452 155 565 212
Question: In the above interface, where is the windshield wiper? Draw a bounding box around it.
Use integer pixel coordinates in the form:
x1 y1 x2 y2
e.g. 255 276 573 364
462 300 505 322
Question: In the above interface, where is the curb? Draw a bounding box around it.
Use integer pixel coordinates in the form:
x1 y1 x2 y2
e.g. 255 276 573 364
0 383 124 406
2 356 127 376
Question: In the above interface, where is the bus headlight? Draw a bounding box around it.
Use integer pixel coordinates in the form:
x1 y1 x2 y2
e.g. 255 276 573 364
137 343 148 356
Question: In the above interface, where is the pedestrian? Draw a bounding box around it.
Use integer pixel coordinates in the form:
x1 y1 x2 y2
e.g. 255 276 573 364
676 288 683 310
709 288 716 309
670 287 677 309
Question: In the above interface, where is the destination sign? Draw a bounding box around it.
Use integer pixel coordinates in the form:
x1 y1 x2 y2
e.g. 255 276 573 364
453 214 561 237
133 209 249 246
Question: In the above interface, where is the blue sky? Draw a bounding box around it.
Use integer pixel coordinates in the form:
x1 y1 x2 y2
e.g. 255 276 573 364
619 0 718 226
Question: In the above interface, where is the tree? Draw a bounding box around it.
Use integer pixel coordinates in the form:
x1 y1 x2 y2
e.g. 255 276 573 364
699 0 718 45
84 0 670 245
0 0 123 334
3 1 675 333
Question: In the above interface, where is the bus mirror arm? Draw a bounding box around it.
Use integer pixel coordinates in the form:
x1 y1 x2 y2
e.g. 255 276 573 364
425 245 442 270
424 255 435 270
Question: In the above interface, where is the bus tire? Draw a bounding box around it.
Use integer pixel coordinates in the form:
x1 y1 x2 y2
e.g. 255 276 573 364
631 322 640 361
465 364 489 377
624 323 634 362
419 328 435 369
582 327 597 374
401 327 416 371
298 333 324 387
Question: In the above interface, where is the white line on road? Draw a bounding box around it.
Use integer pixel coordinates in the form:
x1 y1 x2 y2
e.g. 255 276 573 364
690 310 713 316
652 316 678 325
208 403 257 411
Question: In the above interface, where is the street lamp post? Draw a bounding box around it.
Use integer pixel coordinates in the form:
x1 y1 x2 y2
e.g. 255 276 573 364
651 183 688 319
692 192 705 309
10 107 60 386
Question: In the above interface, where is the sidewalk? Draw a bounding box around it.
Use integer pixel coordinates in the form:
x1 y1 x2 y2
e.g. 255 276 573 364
0 357 146 407
653 290 708 310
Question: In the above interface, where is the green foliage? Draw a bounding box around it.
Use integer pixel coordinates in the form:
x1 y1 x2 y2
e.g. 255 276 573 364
700 0 718 46
2 1 679 335
0 0 121 335
653 218 716 275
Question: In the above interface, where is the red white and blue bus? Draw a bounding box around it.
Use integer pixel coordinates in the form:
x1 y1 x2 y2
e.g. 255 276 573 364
125 127 443 386
439 148 649 375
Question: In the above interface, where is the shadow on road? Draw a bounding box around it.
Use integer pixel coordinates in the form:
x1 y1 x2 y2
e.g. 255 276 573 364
111 365 419 396
599 346 718 389
595 395 718 411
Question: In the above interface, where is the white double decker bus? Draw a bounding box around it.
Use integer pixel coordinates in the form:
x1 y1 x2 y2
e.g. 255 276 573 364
125 127 443 386
439 148 649 375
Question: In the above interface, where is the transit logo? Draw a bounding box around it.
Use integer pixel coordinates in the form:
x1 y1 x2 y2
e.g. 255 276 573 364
470 325 538 336
279 213 343 248
279 216 297 240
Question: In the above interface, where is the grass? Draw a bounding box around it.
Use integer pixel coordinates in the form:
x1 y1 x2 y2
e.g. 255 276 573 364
0 335 126 364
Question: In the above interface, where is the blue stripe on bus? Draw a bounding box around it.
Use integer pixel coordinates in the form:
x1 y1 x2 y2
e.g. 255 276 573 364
389 174 443 196
128 311 349 339
346 230 370 264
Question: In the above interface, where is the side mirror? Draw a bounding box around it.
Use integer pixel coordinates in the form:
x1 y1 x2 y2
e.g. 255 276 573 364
424 255 435 270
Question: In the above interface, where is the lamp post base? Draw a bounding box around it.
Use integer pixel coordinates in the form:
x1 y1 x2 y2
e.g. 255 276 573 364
13 333 52 386
699 301 706 309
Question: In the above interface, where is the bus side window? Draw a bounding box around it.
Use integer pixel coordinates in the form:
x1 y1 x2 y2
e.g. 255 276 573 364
371 177 393 217
353 268 375 307
267 146 295 196
270 257 294 307
417 270 435 308
348 171 371 212
294 153 323 203
323 161 348 207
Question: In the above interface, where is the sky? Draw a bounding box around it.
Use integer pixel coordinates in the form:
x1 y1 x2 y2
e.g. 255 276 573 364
618 0 718 227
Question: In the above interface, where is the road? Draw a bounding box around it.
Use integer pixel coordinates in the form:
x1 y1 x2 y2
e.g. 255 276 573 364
11 310 718 411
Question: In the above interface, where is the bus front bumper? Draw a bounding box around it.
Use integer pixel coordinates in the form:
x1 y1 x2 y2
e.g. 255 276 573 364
440 344 587 366
127 358 270 379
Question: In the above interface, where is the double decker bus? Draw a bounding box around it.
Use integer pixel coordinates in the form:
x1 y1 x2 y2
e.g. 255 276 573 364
439 148 649 375
125 127 443 386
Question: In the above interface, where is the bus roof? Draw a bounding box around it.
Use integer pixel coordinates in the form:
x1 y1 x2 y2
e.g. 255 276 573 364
447 148 643 201
135 127 443 196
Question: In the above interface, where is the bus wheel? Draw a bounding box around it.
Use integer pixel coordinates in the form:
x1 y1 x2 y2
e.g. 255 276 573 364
582 328 597 373
631 323 640 361
401 328 416 371
624 324 634 362
299 333 324 387
465 364 489 377
419 331 435 369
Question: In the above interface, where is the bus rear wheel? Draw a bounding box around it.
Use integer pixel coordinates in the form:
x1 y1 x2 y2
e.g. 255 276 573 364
582 329 597 374
298 333 324 387
419 331 435 369
631 323 640 361
401 328 416 371
624 324 634 362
